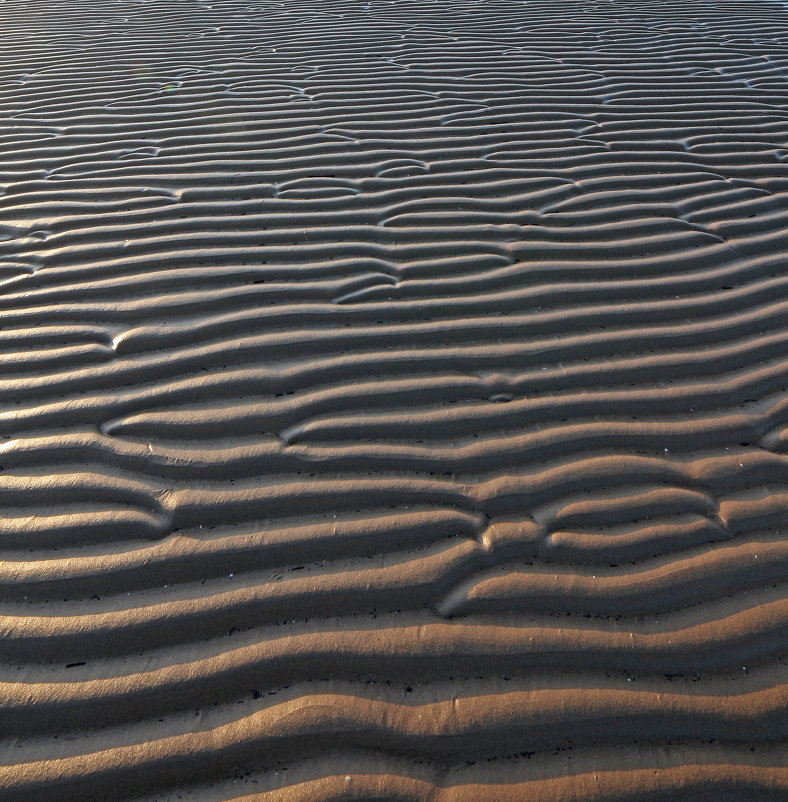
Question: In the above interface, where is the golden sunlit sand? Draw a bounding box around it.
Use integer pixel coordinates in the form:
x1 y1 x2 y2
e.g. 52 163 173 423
0 0 787 799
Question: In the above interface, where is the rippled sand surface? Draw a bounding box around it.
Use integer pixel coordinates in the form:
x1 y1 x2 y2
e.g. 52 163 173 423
0 1 787 799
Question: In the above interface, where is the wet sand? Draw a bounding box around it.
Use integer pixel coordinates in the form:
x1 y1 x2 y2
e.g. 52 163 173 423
0 0 787 799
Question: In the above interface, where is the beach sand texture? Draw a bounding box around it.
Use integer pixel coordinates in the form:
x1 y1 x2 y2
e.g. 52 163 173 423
1 0 787 798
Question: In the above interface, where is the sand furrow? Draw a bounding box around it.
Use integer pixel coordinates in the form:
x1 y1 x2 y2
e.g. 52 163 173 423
1 539 785 660
205 757 788 802
1 687 786 801
2 594 786 729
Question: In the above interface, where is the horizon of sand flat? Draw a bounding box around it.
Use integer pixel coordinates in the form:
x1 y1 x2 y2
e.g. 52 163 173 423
0 0 787 799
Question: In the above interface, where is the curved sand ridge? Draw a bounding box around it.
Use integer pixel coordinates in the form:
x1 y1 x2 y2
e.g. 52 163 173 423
1 0 788 798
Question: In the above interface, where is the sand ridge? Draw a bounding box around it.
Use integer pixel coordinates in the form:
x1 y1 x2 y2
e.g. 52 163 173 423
1 0 787 799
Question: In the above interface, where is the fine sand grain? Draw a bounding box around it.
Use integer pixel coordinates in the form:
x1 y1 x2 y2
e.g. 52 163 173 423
1 0 787 799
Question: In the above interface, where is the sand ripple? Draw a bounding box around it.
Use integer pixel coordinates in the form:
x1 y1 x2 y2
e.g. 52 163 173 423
1 0 787 799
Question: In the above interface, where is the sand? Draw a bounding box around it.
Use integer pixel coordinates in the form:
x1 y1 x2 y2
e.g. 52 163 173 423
0 0 787 799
